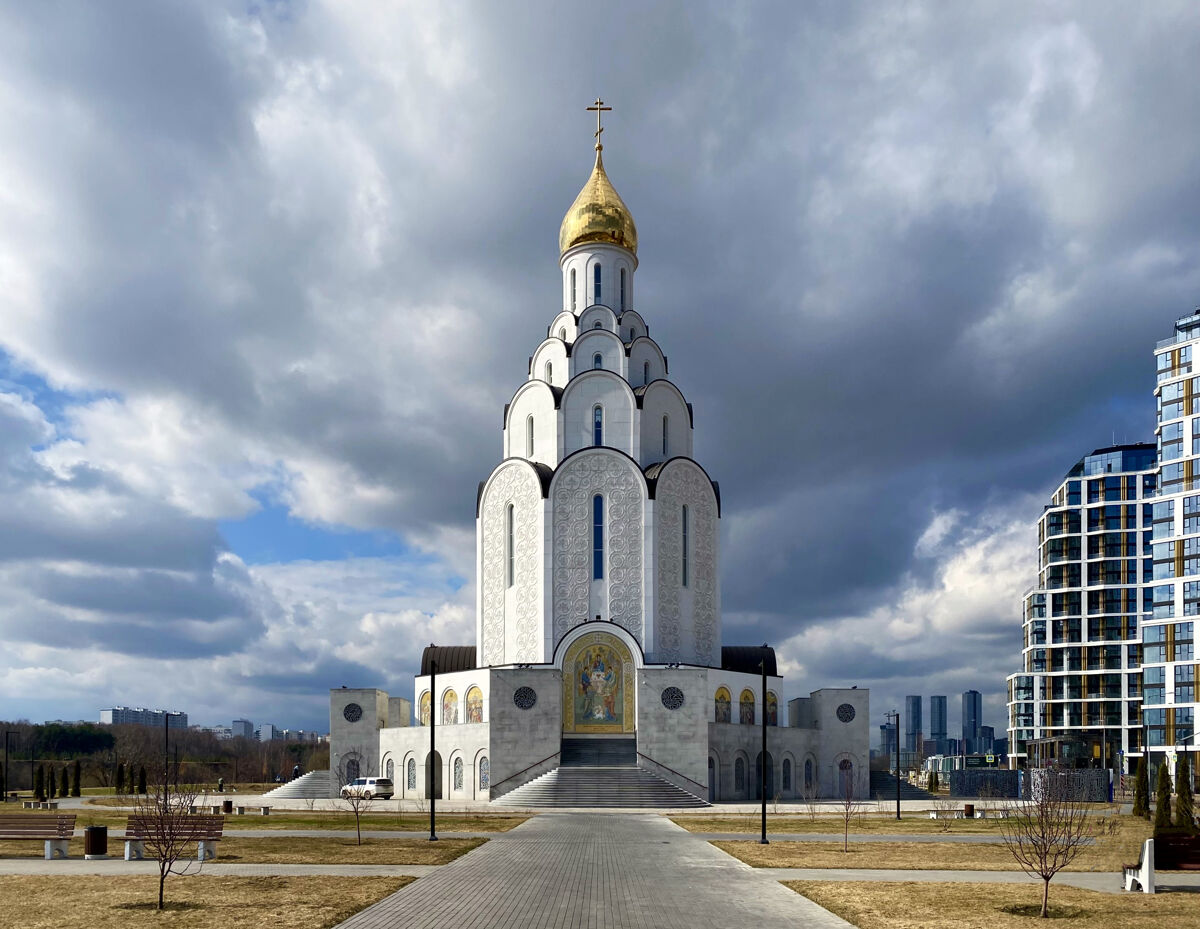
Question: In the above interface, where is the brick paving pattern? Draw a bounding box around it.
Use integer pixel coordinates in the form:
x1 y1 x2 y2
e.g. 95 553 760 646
334 812 853 929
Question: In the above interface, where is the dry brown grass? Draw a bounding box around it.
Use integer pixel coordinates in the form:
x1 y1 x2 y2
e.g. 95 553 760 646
785 880 1200 929
0 836 484 865
217 836 485 865
670 812 1118 836
70 804 528 833
716 817 1151 873
0 875 410 929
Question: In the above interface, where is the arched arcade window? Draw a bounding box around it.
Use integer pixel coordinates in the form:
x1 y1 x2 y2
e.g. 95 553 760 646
506 504 515 588
740 690 755 725
479 756 490 790
592 494 604 580
407 758 416 791
386 758 394 781
783 758 792 791
453 757 464 792
804 759 813 789
682 504 689 588
714 687 731 723
593 405 603 446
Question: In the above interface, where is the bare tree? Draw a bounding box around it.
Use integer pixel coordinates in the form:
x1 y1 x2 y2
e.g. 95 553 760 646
132 781 204 910
334 749 369 845
836 764 867 852
997 769 1094 918
800 779 821 822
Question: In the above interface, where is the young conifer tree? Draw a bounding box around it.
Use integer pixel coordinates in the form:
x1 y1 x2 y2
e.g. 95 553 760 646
1176 753 1196 833
1153 760 1174 832
59 767 68 798
34 766 45 802
138 766 147 795
47 767 56 799
116 762 125 795
1132 756 1149 818
72 759 82 797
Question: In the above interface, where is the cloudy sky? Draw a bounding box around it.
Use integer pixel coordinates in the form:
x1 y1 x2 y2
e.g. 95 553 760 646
2 2 1198 739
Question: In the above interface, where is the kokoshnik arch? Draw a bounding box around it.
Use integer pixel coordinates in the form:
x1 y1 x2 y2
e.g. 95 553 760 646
328 104 869 805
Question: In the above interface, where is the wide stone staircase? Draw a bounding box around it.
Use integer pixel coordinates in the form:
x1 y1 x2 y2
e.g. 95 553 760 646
261 770 332 799
492 738 708 809
868 769 933 800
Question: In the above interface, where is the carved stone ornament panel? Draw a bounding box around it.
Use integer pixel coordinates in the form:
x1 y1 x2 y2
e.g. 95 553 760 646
836 703 856 723
655 461 718 663
480 462 541 664
513 686 537 710
552 452 644 644
342 703 363 723
660 686 685 710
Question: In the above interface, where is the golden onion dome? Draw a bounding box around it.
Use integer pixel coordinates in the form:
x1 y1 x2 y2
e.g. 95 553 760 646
558 148 638 256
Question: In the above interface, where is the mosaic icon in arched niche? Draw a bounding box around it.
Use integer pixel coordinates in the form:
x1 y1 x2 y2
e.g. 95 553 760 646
466 686 484 723
714 687 731 723
443 690 459 725
419 692 431 726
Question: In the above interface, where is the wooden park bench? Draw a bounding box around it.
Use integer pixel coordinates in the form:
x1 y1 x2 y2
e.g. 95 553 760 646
123 814 224 862
0 813 76 860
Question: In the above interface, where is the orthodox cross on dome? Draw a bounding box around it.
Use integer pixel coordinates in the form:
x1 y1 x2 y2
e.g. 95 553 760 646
587 97 611 151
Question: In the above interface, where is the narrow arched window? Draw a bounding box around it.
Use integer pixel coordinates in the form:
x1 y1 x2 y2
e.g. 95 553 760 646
559 327 566 340
506 504 514 587
570 268 577 311
593 352 603 370
525 415 534 457
662 414 669 457
620 268 626 311
592 494 604 580
593 320 602 329
682 504 689 588
544 361 552 383
593 405 603 446
643 361 650 384
594 264 602 304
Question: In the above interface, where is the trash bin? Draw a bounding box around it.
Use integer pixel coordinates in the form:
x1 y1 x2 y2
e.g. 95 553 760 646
222 799 233 814
963 803 975 818
84 826 108 860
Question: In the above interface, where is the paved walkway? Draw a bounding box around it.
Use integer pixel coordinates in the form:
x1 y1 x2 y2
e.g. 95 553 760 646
758 867 1200 894
695 832 1013 844
334 812 855 929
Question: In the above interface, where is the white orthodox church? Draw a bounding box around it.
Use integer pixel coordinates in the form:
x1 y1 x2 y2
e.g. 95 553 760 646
329 111 868 806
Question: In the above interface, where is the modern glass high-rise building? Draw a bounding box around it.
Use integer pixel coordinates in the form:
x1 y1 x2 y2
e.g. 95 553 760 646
905 695 923 752
1147 312 1200 776
1006 444 1155 771
930 695 948 752
962 689 983 754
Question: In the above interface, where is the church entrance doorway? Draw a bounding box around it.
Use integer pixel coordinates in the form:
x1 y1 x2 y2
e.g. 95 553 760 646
561 630 636 735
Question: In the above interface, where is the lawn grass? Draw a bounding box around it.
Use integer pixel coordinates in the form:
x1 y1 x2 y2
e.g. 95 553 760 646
717 817 1151 873
69 804 527 833
217 836 485 865
785 880 1200 929
670 811 1110 836
0 875 409 929
0 835 484 865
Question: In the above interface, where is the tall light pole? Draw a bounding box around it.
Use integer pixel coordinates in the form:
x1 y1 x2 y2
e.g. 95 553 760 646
759 644 769 845
429 646 438 842
885 710 901 820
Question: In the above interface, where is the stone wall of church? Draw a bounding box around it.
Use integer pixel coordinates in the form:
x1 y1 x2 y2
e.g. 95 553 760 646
652 460 719 665
487 668 563 799
550 450 646 642
328 688 389 798
635 668 708 794
477 461 544 664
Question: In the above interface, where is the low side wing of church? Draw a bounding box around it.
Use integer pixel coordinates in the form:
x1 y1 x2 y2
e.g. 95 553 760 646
329 119 868 805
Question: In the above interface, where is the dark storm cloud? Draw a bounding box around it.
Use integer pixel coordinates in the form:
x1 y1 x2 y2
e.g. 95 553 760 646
1 1 1199 728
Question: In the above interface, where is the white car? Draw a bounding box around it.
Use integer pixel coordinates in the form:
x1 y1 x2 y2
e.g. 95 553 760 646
340 776 394 800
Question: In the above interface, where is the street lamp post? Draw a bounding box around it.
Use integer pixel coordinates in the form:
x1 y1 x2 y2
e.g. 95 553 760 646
759 645 769 845
885 710 901 820
429 646 438 842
